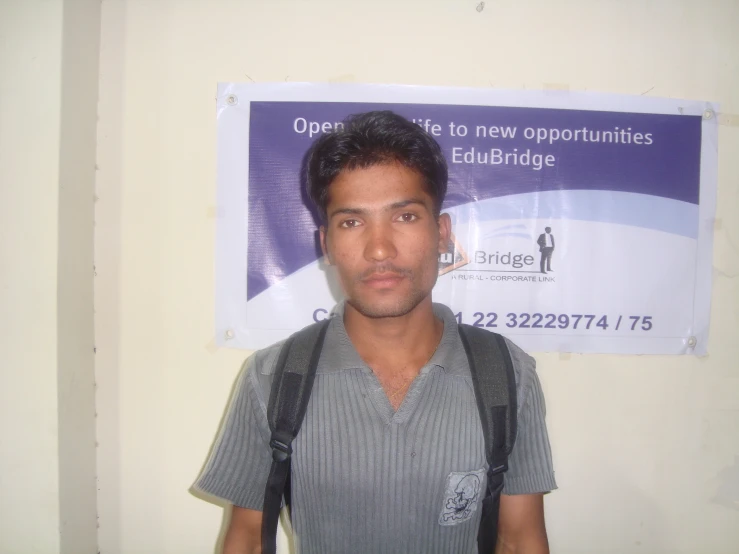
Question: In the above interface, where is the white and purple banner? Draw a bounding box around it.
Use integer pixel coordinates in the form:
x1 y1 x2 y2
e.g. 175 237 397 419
215 83 718 355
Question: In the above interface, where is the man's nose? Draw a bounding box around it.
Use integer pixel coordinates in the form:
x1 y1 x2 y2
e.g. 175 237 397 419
364 224 397 262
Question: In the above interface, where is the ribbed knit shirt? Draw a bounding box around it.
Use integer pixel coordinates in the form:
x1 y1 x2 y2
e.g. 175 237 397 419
195 302 556 554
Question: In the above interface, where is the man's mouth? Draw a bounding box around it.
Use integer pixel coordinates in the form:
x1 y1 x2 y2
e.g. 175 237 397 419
362 273 405 287
359 266 410 288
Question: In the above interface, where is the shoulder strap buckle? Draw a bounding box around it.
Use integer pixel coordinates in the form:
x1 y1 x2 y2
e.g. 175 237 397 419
270 436 293 462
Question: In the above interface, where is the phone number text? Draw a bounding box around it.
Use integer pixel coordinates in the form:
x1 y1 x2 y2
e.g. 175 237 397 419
454 312 653 331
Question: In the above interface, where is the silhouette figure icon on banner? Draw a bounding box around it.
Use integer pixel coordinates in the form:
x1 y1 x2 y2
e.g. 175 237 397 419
536 227 555 274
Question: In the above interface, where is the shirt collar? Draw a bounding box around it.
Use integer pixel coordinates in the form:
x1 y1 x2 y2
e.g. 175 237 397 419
317 301 468 376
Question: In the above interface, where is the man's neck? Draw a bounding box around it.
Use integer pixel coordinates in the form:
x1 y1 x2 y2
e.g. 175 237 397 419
343 298 443 376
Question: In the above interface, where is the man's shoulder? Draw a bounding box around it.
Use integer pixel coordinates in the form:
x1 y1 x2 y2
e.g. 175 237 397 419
449 323 536 400
498 336 538 407
501 336 535 371
247 319 336 377
247 337 288 377
242 319 343 417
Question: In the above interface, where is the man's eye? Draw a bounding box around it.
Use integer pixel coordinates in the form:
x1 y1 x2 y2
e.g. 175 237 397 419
339 219 360 228
398 213 418 223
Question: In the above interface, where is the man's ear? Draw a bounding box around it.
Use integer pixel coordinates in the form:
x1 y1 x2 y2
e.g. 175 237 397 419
319 226 331 265
437 213 452 254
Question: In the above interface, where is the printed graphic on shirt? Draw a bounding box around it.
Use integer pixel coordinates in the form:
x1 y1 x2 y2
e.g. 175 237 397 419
438 468 486 526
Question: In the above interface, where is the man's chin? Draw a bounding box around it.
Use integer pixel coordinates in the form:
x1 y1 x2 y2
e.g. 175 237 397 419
346 296 425 320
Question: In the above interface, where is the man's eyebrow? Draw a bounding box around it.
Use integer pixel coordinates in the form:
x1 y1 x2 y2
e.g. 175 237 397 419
388 198 428 210
328 207 367 219
327 198 430 219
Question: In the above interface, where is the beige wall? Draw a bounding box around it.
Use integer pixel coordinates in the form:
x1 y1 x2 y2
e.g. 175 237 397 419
0 0 99 553
0 2 64 551
2 0 737 553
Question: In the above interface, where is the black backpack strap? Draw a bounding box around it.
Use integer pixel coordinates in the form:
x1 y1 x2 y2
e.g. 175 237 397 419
261 319 330 554
457 324 517 554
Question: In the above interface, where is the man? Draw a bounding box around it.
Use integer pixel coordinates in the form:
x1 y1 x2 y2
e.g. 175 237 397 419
195 111 556 554
537 227 555 274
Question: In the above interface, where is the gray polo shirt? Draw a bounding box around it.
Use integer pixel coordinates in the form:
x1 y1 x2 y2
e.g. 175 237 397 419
195 303 556 554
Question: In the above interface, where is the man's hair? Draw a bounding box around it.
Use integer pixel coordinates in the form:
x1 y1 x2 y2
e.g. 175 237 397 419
305 111 448 221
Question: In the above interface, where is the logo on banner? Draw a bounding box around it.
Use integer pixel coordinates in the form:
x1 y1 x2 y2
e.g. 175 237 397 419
442 224 557 283
438 233 470 276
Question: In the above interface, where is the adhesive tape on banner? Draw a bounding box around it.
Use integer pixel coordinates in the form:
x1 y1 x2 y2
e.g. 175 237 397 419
558 352 571 361
205 338 219 354
207 206 224 219
718 113 739 127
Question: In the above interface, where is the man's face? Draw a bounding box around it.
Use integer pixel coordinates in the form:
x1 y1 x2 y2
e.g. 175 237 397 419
320 162 451 319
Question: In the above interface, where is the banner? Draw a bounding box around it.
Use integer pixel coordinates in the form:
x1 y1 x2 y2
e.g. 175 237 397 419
215 83 717 355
